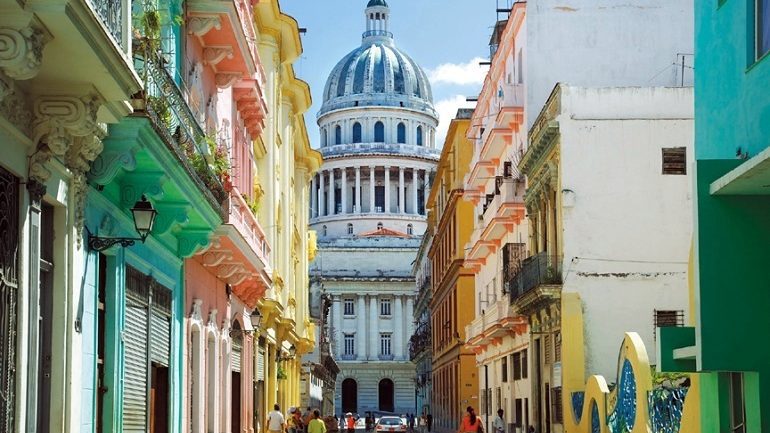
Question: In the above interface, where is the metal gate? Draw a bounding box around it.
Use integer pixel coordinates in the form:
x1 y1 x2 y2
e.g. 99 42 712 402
0 167 18 433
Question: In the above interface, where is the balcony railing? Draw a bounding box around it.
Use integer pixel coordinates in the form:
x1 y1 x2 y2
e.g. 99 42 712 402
139 53 227 207
508 252 563 303
363 29 394 39
88 0 126 50
409 325 431 360
226 187 270 265
378 353 395 361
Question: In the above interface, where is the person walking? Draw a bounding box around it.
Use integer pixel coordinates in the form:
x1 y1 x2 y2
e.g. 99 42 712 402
493 410 505 433
458 407 483 433
288 408 298 433
324 414 340 433
308 410 327 433
346 412 356 433
267 404 286 433
303 407 314 433
418 413 426 433
426 414 433 433
408 414 415 433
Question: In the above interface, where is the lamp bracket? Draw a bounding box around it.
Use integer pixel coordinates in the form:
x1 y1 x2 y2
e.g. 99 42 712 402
87 234 143 252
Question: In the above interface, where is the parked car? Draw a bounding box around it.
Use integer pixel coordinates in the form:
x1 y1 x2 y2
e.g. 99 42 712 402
376 416 406 433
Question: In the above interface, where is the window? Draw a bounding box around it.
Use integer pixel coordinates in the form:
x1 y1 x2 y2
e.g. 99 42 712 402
397 122 406 143
380 298 392 316
344 334 355 356
758 0 770 59
353 122 362 143
407 224 413 235
416 126 423 146
322 225 327 237
517 50 523 84
347 223 354 235
555 332 562 362
654 309 685 339
377 222 383 231
335 125 342 144
344 298 355 316
380 333 392 355
321 129 327 147
730 372 746 433
502 356 508 382
521 349 528 379
545 335 552 364
513 352 522 381
552 388 564 424
374 121 385 142
662 147 687 175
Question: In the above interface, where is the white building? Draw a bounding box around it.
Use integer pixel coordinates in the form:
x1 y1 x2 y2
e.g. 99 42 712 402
309 0 438 416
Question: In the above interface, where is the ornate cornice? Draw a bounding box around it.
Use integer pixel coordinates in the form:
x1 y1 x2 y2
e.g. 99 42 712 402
203 46 234 66
0 26 46 80
187 16 222 37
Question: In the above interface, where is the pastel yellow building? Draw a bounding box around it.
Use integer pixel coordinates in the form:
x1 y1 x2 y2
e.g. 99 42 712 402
254 0 322 426
427 110 479 433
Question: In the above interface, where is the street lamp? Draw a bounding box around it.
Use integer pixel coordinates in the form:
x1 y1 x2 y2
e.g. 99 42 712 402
88 195 158 251
250 308 263 329
278 345 297 362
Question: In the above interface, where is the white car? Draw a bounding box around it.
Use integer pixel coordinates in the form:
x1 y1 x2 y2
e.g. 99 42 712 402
376 416 406 433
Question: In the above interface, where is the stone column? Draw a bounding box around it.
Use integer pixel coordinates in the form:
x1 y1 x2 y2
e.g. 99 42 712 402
357 296 367 359
369 295 378 359
412 168 419 215
355 166 362 213
406 297 415 358
328 169 335 215
394 296 404 360
369 166 376 213
333 296 342 356
384 166 391 213
318 171 325 217
311 175 318 218
341 167 348 214
398 167 405 214
423 170 431 215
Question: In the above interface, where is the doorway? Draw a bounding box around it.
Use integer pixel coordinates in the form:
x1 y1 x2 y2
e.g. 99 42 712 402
342 378 358 413
36 203 54 433
150 363 169 433
378 378 394 413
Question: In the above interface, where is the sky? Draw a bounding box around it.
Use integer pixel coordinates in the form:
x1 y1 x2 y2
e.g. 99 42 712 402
279 0 509 149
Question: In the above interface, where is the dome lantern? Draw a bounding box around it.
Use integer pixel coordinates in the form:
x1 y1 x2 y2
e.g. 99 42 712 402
364 0 392 45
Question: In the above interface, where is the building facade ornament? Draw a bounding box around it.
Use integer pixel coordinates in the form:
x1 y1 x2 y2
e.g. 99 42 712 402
187 16 222 38
203 46 234 66
0 26 46 80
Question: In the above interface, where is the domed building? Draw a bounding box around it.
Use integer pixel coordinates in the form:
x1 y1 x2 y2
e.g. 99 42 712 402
308 0 438 416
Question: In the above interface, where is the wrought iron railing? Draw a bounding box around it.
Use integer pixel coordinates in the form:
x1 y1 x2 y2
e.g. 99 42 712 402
362 29 394 39
508 252 563 303
409 325 431 360
138 53 227 207
88 0 125 50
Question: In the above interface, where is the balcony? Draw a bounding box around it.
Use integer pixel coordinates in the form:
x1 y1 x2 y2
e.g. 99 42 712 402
409 324 431 361
496 82 524 125
466 177 526 264
465 299 527 352
87 0 128 51
225 187 271 264
318 142 441 160
138 53 227 208
508 252 563 314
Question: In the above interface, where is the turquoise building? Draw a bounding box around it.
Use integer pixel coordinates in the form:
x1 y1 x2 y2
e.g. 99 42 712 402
81 1 223 431
660 0 769 431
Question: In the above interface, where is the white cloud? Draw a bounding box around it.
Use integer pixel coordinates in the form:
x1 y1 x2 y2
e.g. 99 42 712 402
434 95 476 148
427 57 488 86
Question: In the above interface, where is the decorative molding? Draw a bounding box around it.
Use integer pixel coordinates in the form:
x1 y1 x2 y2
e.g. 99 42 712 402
152 202 190 234
201 250 232 267
203 46 234 66
215 72 241 89
26 179 45 206
118 172 165 208
178 229 212 258
89 143 138 185
0 26 46 80
191 298 204 321
0 78 31 134
187 16 222 37
208 308 218 326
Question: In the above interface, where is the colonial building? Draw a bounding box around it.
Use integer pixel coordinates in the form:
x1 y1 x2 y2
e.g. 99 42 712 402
427 110 478 433
309 0 438 416
411 224 433 416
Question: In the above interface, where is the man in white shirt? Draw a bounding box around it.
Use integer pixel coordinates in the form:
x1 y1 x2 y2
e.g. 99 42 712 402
268 404 286 433
493 409 505 433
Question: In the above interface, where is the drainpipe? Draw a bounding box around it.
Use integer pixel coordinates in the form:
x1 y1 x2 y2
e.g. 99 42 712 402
484 364 489 433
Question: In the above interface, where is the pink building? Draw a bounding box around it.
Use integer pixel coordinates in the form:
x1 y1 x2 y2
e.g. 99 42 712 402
182 1 270 432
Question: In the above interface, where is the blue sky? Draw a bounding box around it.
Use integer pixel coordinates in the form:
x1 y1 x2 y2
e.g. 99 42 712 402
280 0 507 148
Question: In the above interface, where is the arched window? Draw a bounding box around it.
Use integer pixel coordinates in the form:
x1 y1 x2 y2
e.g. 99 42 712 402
353 122 362 143
407 224 413 235
416 126 423 146
342 378 358 413
377 222 383 231
378 378 395 413
335 125 342 145
321 129 327 147
374 121 385 142
347 223 354 235
322 225 328 236
397 122 406 144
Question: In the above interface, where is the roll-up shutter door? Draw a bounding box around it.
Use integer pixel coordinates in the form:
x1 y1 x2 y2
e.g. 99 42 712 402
150 285 172 366
256 346 265 381
124 268 149 432
232 339 242 373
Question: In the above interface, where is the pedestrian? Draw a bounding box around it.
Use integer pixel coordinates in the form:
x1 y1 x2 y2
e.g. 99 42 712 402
346 412 356 433
267 404 286 433
426 414 433 433
304 407 314 432
324 414 340 433
295 408 306 433
308 410 327 433
288 408 298 433
493 410 504 433
418 413 426 433
408 414 415 432
458 406 483 433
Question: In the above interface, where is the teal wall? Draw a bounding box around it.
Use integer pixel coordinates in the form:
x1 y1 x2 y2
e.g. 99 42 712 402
695 0 770 160
695 0 770 430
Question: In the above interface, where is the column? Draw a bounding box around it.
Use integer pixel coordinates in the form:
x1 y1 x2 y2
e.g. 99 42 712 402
369 166 376 213
406 297 415 358
357 295 367 359
328 169 335 215
355 167 362 213
394 296 404 360
423 170 431 215
369 295 378 360
341 167 348 214
411 168 419 215
384 166 391 213
311 175 317 218
318 171 325 217
333 296 342 356
398 167 405 214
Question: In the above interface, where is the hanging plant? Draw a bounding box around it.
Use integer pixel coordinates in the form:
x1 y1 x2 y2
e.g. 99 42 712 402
277 366 288 380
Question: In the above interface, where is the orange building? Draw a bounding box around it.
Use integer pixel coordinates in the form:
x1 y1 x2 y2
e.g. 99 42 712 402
427 110 479 433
